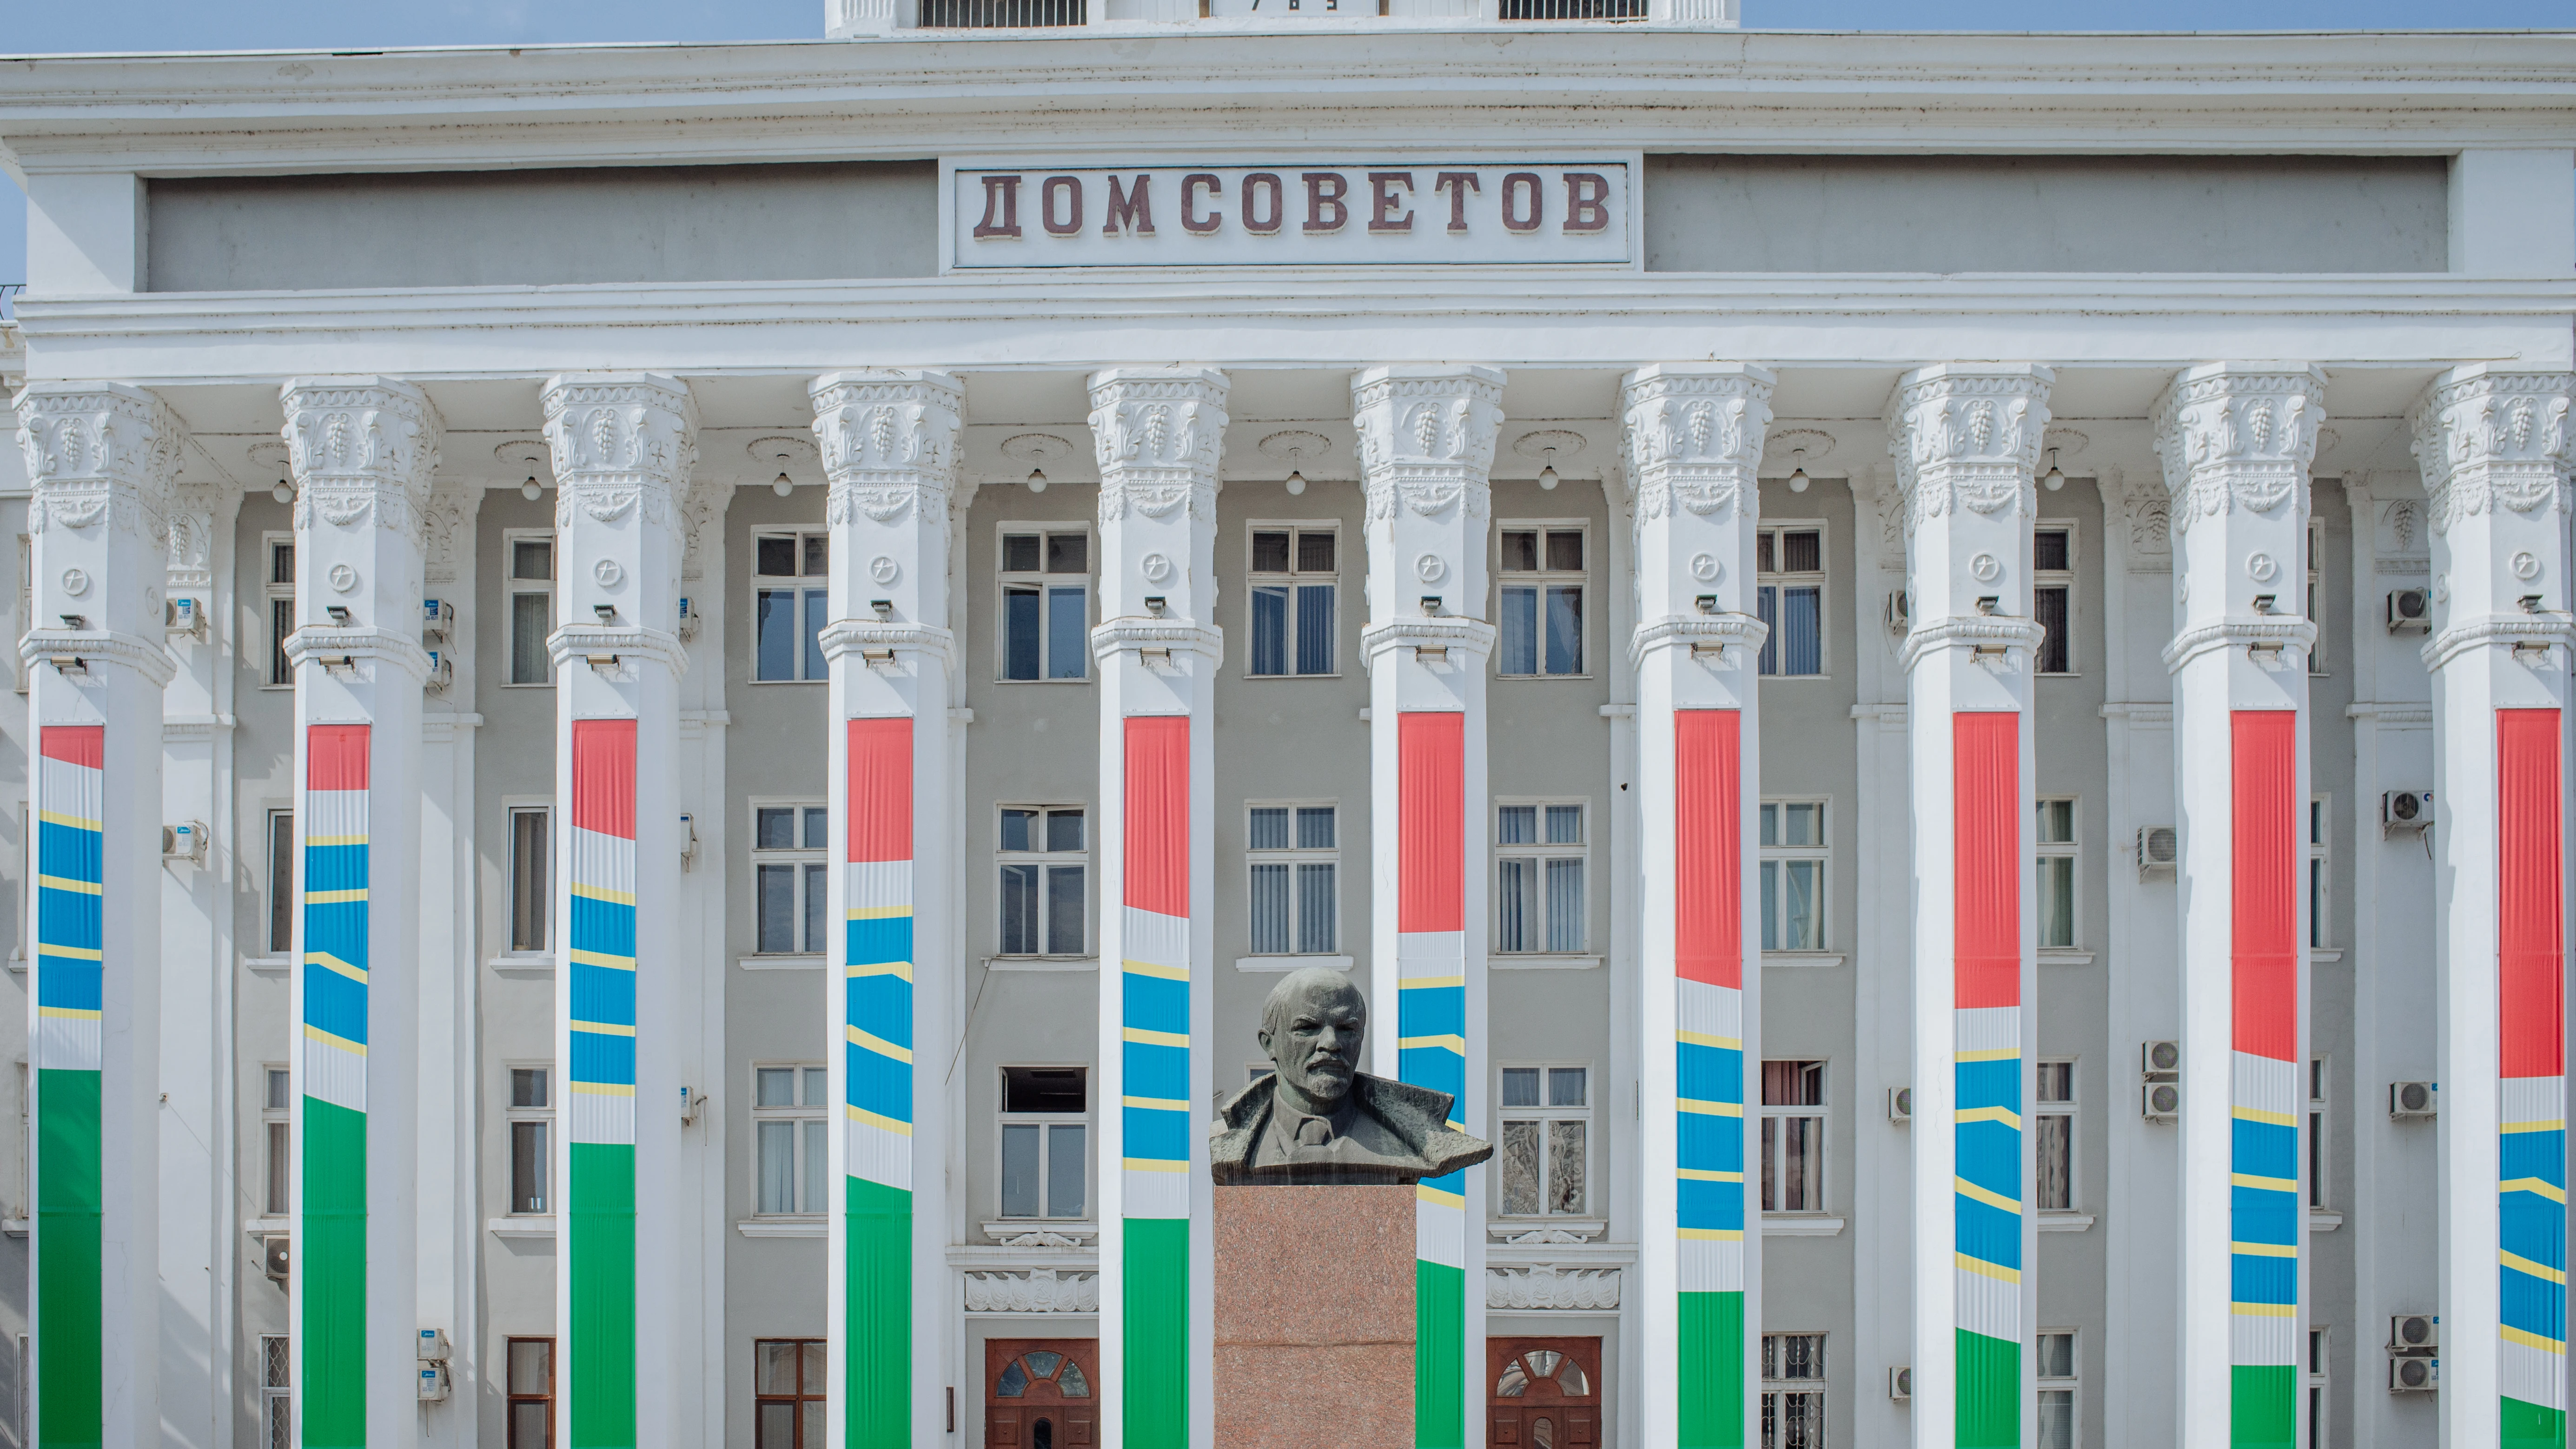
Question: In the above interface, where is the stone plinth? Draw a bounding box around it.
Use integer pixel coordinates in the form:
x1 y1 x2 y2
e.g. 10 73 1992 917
1214 1184 1417 1449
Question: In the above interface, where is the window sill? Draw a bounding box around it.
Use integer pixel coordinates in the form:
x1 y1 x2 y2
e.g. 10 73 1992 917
983 1220 1100 1245
1494 674 1598 683
2039 948 2095 966
496 682 556 690
746 678 825 686
739 954 825 971
1244 673 1346 681
1761 1214 1845 1237
986 956 1098 973
1 1218 25 1239
488 1216 556 1240
1490 1218 1607 1244
241 955 291 977
992 678 1094 686
2309 1208 2344 1232
242 1216 290 1239
1235 954 1354 973
1491 953 1603 971
737 1217 825 1239
2310 949 2345 965
2037 1212 2095 1233
1762 952 1844 970
489 954 556 978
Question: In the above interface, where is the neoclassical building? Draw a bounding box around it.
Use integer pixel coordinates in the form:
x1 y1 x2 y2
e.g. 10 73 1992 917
0 11 2569 1449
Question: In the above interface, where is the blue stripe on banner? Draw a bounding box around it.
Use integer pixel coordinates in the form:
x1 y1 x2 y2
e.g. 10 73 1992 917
569 1030 637 1087
846 915 913 968
2230 1251 2297 1307
1123 1040 1190 1110
569 895 637 963
848 1040 911 1124
36 820 102 887
1123 1104 1191 1161
1677 1041 1742 1105
1954 1058 2021 1110
32 955 100 1012
1419 1166 1463 1199
2502 1187 2569 1264
1677 1177 1743 1232
1122 970 1190 1039
1679 1112 1742 1177
303 840 369 894
35 885 102 958
302 966 370 1046
570 962 637 1029
1398 1047 1466 1115
2501 1128 2570 1189
2230 1118 2300 1185
1954 1194 2022 1270
1399 983 1465 1040
2502 1261 2567 1337
2230 1183 2299 1251
848 973 914 1053
1953 1120 2022 1196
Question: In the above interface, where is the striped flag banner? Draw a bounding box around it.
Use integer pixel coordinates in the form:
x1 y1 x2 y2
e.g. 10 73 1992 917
568 719 640 1449
1952 713 2023 1449
1120 716 1192 1447
843 717 916 1449
2498 709 2567 1448
1396 711 1469 1449
1674 710 1748 1447
301 724 371 1448
34 725 104 1449
2229 711 2300 1448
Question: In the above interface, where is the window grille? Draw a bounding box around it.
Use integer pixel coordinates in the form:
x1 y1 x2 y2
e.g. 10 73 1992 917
919 0 1084 25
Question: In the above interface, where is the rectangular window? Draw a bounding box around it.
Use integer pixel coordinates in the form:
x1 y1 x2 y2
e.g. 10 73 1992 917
267 809 296 954
1759 801 1828 953
1246 803 1338 955
2308 798 2330 951
2034 525 2074 675
507 534 555 687
753 1339 826 1449
753 533 829 683
2036 1059 2075 1213
261 1333 293 1449
2307 522 2327 676
263 1065 291 1217
2307 1058 2328 1211
1497 1065 1590 1217
508 1066 550 1215
2037 798 2077 950
753 804 830 955
2036 1330 2077 1449
1760 1060 1826 1214
506 1338 554 1449
266 538 296 688
1755 525 1825 677
1759 1332 1825 1449
1247 527 1338 677
999 529 1091 682
1497 526 1586 676
998 806 1088 957
1496 801 1587 955
510 807 551 953
753 1065 830 1216
998 1065 1089 1221
2305 1328 2328 1449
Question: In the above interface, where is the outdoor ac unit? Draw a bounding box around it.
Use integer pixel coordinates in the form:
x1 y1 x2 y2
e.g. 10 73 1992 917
2391 1314 2439 1355
1886 590 1911 635
2142 1082 2182 1123
677 596 700 642
2391 1081 2439 1118
1887 1367 1912 1402
165 596 205 639
2137 826 2180 874
2388 1356 2439 1393
262 1233 291 1285
1887 1086 1913 1123
162 822 208 864
417 1365 450 1403
2386 588 2432 634
417 1329 450 1363
424 652 453 695
2382 791 2435 832
422 598 454 643
2142 1040 2182 1077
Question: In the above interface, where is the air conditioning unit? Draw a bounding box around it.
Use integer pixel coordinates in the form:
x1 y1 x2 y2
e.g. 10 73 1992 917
1888 1366 1912 1402
162 822 208 864
2390 1314 2439 1355
2142 1040 2182 1077
2137 826 2180 875
165 596 205 639
677 596 700 642
421 598 454 643
417 1364 450 1402
1888 1086 1913 1123
2382 791 2435 833
1886 590 1911 635
262 1233 291 1285
2386 588 2432 634
2142 1081 2182 1122
424 652 453 695
2391 1081 2439 1118
2388 1356 2438 1393
417 1329 451 1363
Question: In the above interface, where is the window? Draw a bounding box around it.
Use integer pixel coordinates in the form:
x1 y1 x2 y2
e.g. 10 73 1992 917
999 1065 1088 1221
2304 1328 2328 1449
1760 1061 1826 1214
2308 798 2329 951
1247 804 1338 955
508 1067 550 1215
1759 1333 1825 1449
263 1065 291 1218
754 1065 830 1216
1755 526 1824 677
1496 802 1586 955
2307 522 2327 676
998 807 1087 957
2036 1330 2077 1449
753 533 828 683
510 807 551 953
1247 527 1338 676
753 1339 826 1449
506 1338 554 1449
265 537 296 688
2307 1058 2327 1211
1000 530 1091 682
261 1333 292 1449
2036 1060 2075 1213
266 810 296 955
2037 799 2077 950
1497 526 1585 676
754 804 829 956
2034 525 2073 675
1498 1065 1589 1217
507 534 555 687
1759 802 1827 953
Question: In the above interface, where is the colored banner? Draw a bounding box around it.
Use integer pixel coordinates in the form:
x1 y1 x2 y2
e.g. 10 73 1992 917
301 724 373 1448
1951 712 2022 1449
1674 710 1747 1448
2228 711 2300 1448
2498 708 2568 1448
568 719 640 1449
1119 715 1192 1448
1396 711 1468 1449
34 726 104 1449
843 717 916 1449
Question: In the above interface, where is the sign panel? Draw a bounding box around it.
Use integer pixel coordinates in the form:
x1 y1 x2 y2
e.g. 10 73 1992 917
949 161 1632 268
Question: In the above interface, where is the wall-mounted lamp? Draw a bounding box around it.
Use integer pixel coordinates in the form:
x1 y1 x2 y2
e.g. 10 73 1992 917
2252 595 2277 615
58 614 86 631
871 599 894 620
1695 594 1718 615
325 605 351 625
1976 596 2000 615
594 603 618 625
1419 595 1442 616
2523 594 2546 614
1144 595 1167 616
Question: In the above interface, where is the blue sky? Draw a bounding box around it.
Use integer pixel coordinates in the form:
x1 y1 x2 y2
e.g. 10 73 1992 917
4 0 2572 305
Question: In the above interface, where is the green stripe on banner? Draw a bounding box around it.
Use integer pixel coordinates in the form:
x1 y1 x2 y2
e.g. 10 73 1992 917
35 1067 100 1449
1678 1290 1745 1449
570 1142 638 1449
2228 1363 2295 1449
1955 1329 2020 1449
1414 1259 1463 1449
301 1097 367 1449
1122 1217 1189 1449
2503 1395 2569 1449
845 1176 912 1449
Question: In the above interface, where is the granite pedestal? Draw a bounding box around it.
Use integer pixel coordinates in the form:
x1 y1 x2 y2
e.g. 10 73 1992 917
1213 1183 1417 1449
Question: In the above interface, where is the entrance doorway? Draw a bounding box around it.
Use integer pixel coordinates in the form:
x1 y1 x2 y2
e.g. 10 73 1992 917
1489 1337 1602 1449
984 1339 1098 1449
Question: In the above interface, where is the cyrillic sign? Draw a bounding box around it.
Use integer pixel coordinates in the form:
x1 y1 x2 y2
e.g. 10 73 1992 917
949 162 1632 269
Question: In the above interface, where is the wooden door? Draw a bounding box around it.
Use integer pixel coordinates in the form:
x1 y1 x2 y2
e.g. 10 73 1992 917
1488 1337 1603 1449
985 1339 1098 1449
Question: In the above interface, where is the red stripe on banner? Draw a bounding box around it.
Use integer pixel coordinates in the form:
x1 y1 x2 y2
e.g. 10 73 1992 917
846 718 914 865
570 719 638 841
2231 710 2299 1063
1124 715 1190 917
2500 709 2565 1080
1953 712 2022 1011
1675 709 1743 990
1399 711 1465 935
39 725 102 768
305 723 371 792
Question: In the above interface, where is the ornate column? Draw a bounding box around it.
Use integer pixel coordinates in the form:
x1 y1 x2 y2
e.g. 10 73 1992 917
2152 365 2325 1449
2412 365 2576 1449
13 383 180 1449
808 371 965 1449
1885 364 2051 1449
278 377 443 1449
1353 365 1504 1449
540 374 698 1449
1087 367 1227 1449
1620 364 1774 1449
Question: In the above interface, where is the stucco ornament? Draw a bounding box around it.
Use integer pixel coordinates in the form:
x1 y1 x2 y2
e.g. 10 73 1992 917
1884 365 2053 535
540 373 699 540
1486 1265 1622 1311
14 383 183 547
2410 367 2576 536
1351 366 1504 522
963 1269 1098 1314
1088 368 1229 524
164 482 241 595
281 376 444 540
1618 365 1775 527
2149 365 2326 536
809 370 966 528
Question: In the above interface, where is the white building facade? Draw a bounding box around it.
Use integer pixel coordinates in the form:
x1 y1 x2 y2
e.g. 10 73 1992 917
0 14 2571 1449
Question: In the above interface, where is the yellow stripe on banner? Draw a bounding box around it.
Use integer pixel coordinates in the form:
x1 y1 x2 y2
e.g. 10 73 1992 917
849 960 914 982
568 948 637 971
1957 1047 2021 1063
2233 1106 2298 1128
1954 1253 2021 1286
1679 1227 1746 1243
2504 1177 2571 1204
1680 1099 1746 1118
1956 1106 2023 1129
34 874 101 896
301 1023 366 1057
36 810 101 832
1123 959 1189 982
846 1105 914 1136
2503 1325 2570 1355
1954 1176 2021 1214
1121 1027 1189 1049
2232 1303 2297 1319
2503 1251 2569 1285
846 1026 913 1063
304 834 368 848
2503 1118 2569 1134
1397 1034 1468 1053
1121 1095 1190 1112
1123 1158 1189 1173
305 952 367 984
302 887 369 906
847 905 912 921
1417 1183 1465 1210
1678 1168 1744 1183
2231 1241 2298 1259
1399 974 1466 990
35 1006 101 1022
2231 1172 2300 1194
38 945 103 962
569 1082 636 1097
570 1020 636 1038
1678 1030 1745 1051
570 883 637 907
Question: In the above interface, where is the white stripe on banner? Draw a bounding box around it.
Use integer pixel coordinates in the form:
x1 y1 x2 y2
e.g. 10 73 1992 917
2232 1051 2298 1118
1122 906 1188 974
571 826 638 899
2228 1306 2298 1366
36 756 99 828
1416 1189 1466 1270
1124 1164 1189 1219
36 1016 100 1074
303 1035 366 1115
306 783 366 843
847 1115 913 1193
2503 1075 2566 1129
1676 978 1742 1042
1679 1237 1742 1295
1954 1005 2020 1056
1955 1260 2020 1344
1397 930 1466 972
569 1085 636 1146
2502 1334 2569 1411
848 859 913 913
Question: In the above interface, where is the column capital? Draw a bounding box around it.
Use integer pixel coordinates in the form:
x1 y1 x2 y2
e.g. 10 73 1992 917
2409 364 2575 536
1617 362 1775 524
1351 364 1505 523
166 480 244 595
1087 366 1229 524
809 369 965 527
14 379 182 543
2149 363 2326 535
540 371 699 539
280 375 443 539
1883 362 2054 534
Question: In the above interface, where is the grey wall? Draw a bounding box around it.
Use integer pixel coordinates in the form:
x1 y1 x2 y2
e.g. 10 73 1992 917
1643 155 2448 274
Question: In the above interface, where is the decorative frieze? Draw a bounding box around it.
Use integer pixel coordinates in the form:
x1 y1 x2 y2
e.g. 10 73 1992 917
964 1269 1099 1315
1486 1265 1622 1312
281 376 442 538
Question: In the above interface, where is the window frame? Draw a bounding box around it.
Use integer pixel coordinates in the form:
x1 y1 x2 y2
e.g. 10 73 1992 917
2036 1328 2079 1449
506 1063 551 1217
503 529 557 689
2036 797 2079 952
261 1332 293 1449
749 530 831 685
1244 801 1341 958
2308 796 2330 952
750 1062 830 1218
1243 522 1342 679
749 800 831 958
266 807 297 956
1758 1331 1827 1449
2304 1326 2328 1449
995 1063 1093 1223
995 804 1092 960
261 1062 291 1219
263 533 296 690
2033 522 2077 675
505 801 552 956
2035 1057 2077 1215
1493 798 1590 957
505 1337 556 1449
1495 1062 1594 1219
2307 1057 2328 1211
750 1338 827 1449
1758 799 1830 956
1493 520 1591 679
2307 521 2327 677
1758 1059 1828 1216
995 523 1096 685
1754 522 1829 679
